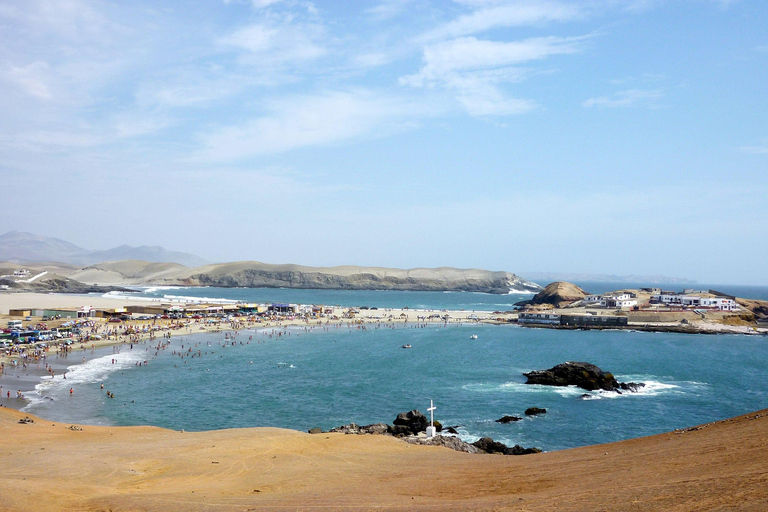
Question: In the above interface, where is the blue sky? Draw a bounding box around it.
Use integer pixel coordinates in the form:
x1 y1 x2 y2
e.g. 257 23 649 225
0 0 766 284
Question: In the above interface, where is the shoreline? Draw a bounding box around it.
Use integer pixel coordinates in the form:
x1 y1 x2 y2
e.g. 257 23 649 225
2 290 765 414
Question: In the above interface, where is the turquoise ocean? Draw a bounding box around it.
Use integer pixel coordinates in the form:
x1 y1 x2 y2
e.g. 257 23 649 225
16 283 768 452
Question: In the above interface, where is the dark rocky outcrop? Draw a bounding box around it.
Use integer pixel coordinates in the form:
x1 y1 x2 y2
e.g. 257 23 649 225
472 437 541 455
328 423 390 435
506 444 542 455
524 361 644 392
495 415 523 423
525 407 547 416
393 410 429 435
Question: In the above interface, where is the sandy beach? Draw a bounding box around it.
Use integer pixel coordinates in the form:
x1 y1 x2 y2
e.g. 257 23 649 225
2 291 768 510
1 406 766 511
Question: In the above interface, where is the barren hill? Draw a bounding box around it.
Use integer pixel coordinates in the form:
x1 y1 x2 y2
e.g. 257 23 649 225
171 261 541 294
41 260 542 294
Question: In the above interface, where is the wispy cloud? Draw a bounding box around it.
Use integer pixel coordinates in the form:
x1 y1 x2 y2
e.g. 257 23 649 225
2 61 53 99
401 35 585 116
421 1 582 41
219 20 327 64
583 88 665 108
192 90 434 162
366 0 417 20
739 142 768 155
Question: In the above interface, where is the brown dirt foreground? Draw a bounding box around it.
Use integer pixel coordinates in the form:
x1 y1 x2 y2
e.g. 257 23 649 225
1 409 767 512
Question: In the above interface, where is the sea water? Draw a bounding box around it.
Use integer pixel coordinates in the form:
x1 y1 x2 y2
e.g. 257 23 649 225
104 281 768 311
20 322 768 452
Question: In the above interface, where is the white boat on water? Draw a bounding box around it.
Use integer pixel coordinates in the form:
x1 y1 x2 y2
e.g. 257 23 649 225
402 344 412 349
470 335 478 339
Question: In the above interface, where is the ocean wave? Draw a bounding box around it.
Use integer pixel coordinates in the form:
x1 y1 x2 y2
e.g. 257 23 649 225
508 289 535 295
162 294 238 304
579 380 685 400
34 351 148 397
462 381 583 397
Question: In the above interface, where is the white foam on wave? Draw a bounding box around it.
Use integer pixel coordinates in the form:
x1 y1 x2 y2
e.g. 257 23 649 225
32 351 148 397
162 294 238 304
580 379 689 400
508 288 536 295
463 381 584 397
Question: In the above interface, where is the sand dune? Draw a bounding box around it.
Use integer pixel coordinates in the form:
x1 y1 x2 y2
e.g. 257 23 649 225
1 407 766 511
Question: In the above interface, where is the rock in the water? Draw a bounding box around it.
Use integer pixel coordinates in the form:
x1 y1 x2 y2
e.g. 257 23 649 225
506 444 542 455
523 361 643 392
472 437 541 456
393 410 429 435
620 382 646 392
445 426 460 435
524 407 547 416
472 437 510 454
495 415 523 423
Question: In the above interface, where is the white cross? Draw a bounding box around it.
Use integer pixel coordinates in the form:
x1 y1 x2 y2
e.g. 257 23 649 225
428 399 436 428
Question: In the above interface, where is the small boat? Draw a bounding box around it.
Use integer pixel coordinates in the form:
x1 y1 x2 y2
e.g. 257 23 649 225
402 344 412 349
470 335 478 339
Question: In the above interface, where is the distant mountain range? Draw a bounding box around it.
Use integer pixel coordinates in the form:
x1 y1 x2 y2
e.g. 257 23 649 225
521 272 696 285
0 231 207 267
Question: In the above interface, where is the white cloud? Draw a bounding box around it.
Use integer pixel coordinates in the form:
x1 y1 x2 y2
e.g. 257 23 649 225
366 0 416 19
401 35 583 116
193 90 432 162
403 36 583 85
421 1 581 41
220 21 327 63
739 143 768 155
252 0 282 7
3 61 53 99
0 0 114 40
583 89 665 108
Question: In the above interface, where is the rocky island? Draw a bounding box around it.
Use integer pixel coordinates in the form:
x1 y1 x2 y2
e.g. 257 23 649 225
524 362 645 392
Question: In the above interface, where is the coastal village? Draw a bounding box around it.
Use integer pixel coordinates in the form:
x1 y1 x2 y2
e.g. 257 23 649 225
516 282 760 331
2 280 766 367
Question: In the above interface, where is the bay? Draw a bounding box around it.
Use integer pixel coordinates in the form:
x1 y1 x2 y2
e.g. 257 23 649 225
22 319 768 452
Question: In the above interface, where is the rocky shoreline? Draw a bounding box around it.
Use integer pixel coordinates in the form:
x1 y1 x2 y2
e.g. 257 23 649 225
314 409 542 456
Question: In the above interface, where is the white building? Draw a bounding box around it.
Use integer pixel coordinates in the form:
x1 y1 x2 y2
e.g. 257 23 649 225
583 292 637 309
651 293 739 311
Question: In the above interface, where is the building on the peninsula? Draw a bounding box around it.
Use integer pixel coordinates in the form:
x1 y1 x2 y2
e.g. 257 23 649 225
518 312 628 327
650 292 739 311
582 292 637 309
517 312 561 325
